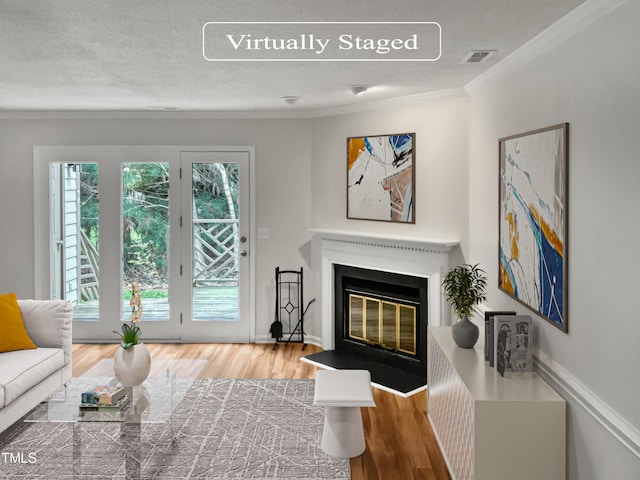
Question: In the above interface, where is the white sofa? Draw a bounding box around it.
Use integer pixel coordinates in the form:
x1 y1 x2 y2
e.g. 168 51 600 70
0 299 73 434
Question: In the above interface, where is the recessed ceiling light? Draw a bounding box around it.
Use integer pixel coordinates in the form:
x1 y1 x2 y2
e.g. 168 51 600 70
350 86 369 96
281 96 300 105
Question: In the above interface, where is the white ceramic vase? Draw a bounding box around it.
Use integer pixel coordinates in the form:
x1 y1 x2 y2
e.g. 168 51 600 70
113 343 151 387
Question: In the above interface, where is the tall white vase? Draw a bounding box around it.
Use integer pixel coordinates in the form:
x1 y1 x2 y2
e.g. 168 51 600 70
113 343 151 387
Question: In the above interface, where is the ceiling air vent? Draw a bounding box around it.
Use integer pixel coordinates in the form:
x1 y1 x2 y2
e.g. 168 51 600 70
461 50 496 64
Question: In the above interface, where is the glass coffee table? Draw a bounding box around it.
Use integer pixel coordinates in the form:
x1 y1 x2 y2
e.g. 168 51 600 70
24 370 186 478
26 370 177 427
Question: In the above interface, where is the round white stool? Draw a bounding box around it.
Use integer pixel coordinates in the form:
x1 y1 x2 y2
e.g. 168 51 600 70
313 369 376 458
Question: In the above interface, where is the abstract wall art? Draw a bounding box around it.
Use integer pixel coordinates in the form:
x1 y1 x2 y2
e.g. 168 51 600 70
498 123 569 332
347 133 415 223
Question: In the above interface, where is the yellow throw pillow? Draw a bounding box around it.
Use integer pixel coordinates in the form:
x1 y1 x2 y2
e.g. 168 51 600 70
0 292 37 353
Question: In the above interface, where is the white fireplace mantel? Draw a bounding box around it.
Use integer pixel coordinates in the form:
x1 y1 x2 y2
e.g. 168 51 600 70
310 228 459 350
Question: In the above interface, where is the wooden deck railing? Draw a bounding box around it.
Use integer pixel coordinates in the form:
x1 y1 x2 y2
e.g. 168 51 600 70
79 229 99 301
193 219 239 286
76 218 240 303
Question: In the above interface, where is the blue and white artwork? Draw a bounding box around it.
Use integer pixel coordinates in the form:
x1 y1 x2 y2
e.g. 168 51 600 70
347 133 414 223
498 124 568 331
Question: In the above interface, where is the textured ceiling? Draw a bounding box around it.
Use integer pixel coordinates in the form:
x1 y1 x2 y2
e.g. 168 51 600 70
0 0 585 112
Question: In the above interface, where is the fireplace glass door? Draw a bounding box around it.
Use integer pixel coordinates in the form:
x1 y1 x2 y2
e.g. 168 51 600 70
348 293 417 356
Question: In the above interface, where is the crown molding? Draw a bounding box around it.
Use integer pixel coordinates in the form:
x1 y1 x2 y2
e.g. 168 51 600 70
307 88 468 118
0 109 315 121
0 88 467 121
464 0 629 93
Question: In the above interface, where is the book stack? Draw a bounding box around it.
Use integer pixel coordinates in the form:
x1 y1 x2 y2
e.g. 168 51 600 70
80 385 129 412
484 311 533 377
94 385 126 405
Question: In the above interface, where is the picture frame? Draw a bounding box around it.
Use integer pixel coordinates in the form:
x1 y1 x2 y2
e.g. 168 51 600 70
498 123 569 332
347 133 415 223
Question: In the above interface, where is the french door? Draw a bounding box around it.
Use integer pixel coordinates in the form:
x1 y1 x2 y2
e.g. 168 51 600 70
35 146 254 343
180 151 251 341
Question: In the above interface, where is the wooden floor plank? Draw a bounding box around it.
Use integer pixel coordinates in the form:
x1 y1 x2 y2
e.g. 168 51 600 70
71 343 450 480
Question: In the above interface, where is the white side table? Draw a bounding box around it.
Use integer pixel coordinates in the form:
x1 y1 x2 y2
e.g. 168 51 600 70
313 369 376 458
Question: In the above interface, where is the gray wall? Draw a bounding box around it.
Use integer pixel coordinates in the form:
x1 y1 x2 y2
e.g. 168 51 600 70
0 117 315 341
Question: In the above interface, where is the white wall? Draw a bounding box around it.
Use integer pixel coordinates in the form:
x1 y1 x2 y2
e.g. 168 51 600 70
308 95 470 333
310 95 470 248
0 117 315 341
467 1 640 478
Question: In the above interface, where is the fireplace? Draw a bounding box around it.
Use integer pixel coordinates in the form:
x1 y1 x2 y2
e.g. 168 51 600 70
303 229 457 395
334 264 428 377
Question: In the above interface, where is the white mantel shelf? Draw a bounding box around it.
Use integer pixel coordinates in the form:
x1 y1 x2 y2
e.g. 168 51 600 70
308 228 459 252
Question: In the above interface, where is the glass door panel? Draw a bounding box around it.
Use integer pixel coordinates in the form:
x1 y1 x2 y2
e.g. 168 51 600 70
191 162 239 321
121 162 170 321
181 152 250 342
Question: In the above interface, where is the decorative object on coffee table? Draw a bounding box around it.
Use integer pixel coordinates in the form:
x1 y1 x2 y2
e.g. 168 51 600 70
113 279 150 387
442 263 487 348
113 343 151 387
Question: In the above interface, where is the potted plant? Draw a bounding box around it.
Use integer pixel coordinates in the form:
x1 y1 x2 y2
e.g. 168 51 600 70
112 279 151 386
442 263 488 348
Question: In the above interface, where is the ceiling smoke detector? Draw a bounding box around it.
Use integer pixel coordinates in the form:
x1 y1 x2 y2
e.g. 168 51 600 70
461 50 496 64
350 86 369 96
281 96 300 105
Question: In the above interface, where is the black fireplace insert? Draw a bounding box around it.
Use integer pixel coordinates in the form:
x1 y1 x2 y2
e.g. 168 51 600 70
333 264 428 378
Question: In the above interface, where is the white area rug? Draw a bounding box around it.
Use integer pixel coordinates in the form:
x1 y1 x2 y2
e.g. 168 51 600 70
0 379 350 479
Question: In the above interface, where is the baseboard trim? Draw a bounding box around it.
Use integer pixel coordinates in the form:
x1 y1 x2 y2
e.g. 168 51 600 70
534 348 640 458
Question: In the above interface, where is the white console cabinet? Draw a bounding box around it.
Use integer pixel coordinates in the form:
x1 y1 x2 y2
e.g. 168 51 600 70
427 327 566 480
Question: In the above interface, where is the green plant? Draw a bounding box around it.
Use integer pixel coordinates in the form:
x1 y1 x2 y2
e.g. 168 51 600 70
113 279 143 349
113 322 141 350
442 263 488 319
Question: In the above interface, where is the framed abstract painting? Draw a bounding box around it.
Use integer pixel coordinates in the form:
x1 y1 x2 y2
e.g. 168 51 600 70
347 133 415 223
498 123 569 332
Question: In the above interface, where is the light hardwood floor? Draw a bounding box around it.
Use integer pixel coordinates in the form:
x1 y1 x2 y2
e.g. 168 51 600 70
72 342 451 480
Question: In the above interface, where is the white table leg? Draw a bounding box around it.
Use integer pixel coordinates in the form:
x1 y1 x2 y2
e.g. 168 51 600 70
321 405 366 458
